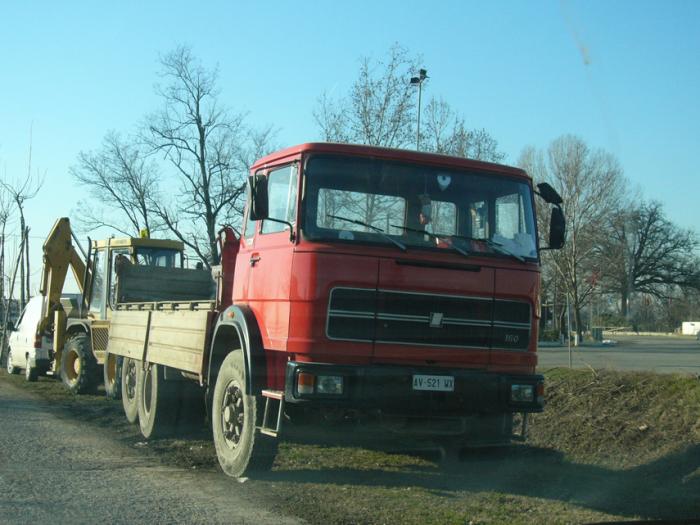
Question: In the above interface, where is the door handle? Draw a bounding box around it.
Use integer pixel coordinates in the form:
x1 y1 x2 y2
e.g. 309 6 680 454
249 255 261 267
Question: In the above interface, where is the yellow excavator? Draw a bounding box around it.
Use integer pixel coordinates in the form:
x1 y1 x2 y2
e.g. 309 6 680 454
40 218 186 396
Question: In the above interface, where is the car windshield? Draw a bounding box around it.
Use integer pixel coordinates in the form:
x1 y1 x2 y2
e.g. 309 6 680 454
302 154 538 260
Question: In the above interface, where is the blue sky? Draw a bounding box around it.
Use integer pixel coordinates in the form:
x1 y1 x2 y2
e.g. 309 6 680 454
1 0 699 291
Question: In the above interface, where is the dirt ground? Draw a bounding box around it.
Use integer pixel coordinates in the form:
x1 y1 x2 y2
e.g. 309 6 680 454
1 367 699 524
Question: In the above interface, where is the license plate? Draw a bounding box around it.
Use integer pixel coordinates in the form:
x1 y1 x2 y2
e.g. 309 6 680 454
412 374 455 392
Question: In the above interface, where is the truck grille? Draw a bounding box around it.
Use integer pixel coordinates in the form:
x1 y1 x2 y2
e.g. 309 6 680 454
327 287 530 350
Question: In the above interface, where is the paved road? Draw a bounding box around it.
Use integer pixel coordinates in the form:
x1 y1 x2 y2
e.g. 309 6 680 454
538 335 700 374
0 379 303 525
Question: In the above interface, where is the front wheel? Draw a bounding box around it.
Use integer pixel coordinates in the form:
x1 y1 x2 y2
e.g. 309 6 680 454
60 334 98 394
212 351 277 477
6 348 19 375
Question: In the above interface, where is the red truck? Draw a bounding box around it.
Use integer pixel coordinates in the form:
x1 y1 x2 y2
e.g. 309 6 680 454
106 142 566 477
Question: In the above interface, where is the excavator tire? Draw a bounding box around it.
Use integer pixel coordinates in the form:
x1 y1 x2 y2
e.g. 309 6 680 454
60 333 98 394
103 350 123 400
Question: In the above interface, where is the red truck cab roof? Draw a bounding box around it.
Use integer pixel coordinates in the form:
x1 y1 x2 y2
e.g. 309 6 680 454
251 142 530 182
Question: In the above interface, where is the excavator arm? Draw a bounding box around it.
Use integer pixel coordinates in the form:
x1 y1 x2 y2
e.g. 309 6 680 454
38 218 89 334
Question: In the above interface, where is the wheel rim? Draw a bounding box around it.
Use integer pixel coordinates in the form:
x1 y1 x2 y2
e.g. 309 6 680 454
64 350 80 382
221 380 245 450
125 360 137 400
143 367 153 417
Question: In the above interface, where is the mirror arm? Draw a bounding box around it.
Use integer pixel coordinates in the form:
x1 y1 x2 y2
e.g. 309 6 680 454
263 218 296 242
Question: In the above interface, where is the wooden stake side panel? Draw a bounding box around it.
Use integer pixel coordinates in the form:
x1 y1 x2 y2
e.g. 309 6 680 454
106 310 150 361
145 310 209 374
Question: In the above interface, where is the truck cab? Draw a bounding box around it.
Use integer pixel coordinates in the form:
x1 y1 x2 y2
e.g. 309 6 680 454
224 143 564 444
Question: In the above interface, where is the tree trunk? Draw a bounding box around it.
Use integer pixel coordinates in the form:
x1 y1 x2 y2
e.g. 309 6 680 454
19 215 25 310
24 227 30 301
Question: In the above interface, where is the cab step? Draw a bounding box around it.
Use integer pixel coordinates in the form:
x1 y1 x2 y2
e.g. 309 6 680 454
259 389 285 438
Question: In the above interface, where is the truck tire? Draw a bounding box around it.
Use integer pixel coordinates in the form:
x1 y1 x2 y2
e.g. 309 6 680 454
6 348 19 375
60 334 98 394
121 358 140 424
103 351 123 400
25 355 38 382
137 363 178 439
212 350 277 477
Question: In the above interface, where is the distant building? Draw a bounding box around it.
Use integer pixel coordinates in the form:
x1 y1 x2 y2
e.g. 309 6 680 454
681 322 700 335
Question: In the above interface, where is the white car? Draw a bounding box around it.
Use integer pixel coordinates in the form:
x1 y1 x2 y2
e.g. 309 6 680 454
6 296 53 381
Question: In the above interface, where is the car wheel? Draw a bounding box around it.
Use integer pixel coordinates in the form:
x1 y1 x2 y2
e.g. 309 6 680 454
6 348 19 375
25 355 38 382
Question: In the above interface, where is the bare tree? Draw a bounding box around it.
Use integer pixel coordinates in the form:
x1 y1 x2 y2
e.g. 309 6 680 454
314 44 420 148
422 97 505 162
313 46 504 162
519 135 626 342
598 201 700 318
0 185 12 313
71 131 162 236
144 46 274 267
1 173 44 309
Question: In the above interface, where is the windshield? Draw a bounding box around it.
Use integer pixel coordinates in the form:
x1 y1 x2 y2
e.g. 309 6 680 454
302 155 538 260
134 247 182 267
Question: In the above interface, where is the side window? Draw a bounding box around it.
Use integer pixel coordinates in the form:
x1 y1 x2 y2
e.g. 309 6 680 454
243 202 257 243
261 164 298 234
109 248 129 307
89 249 105 315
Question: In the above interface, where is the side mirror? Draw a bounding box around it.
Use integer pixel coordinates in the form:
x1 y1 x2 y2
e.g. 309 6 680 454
548 207 566 249
537 182 563 206
247 174 269 221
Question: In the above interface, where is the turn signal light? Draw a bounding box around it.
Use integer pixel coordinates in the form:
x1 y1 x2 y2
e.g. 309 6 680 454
297 372 315 395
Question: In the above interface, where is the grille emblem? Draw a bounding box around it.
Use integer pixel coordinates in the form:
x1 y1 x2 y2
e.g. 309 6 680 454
429 312 444 328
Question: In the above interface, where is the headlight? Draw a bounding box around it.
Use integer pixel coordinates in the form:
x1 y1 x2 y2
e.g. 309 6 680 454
511 384 535 403
316 375 344 395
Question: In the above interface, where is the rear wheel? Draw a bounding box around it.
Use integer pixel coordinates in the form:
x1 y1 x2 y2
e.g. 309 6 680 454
137 363 178 439
24 355 38 382
121 357 140 424
212 350 277 477
6 348 19 375
60 333 98 394
103 351 123 400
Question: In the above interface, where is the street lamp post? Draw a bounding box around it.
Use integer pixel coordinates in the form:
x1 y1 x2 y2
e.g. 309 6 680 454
410 68 428 150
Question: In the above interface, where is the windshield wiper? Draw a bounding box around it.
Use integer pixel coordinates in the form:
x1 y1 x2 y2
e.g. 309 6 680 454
447 233 526 262
391 225 526 262
389 224 470 258
328 214 407 252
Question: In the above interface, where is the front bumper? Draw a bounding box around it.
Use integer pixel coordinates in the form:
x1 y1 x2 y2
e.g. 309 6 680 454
284 361 544 416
